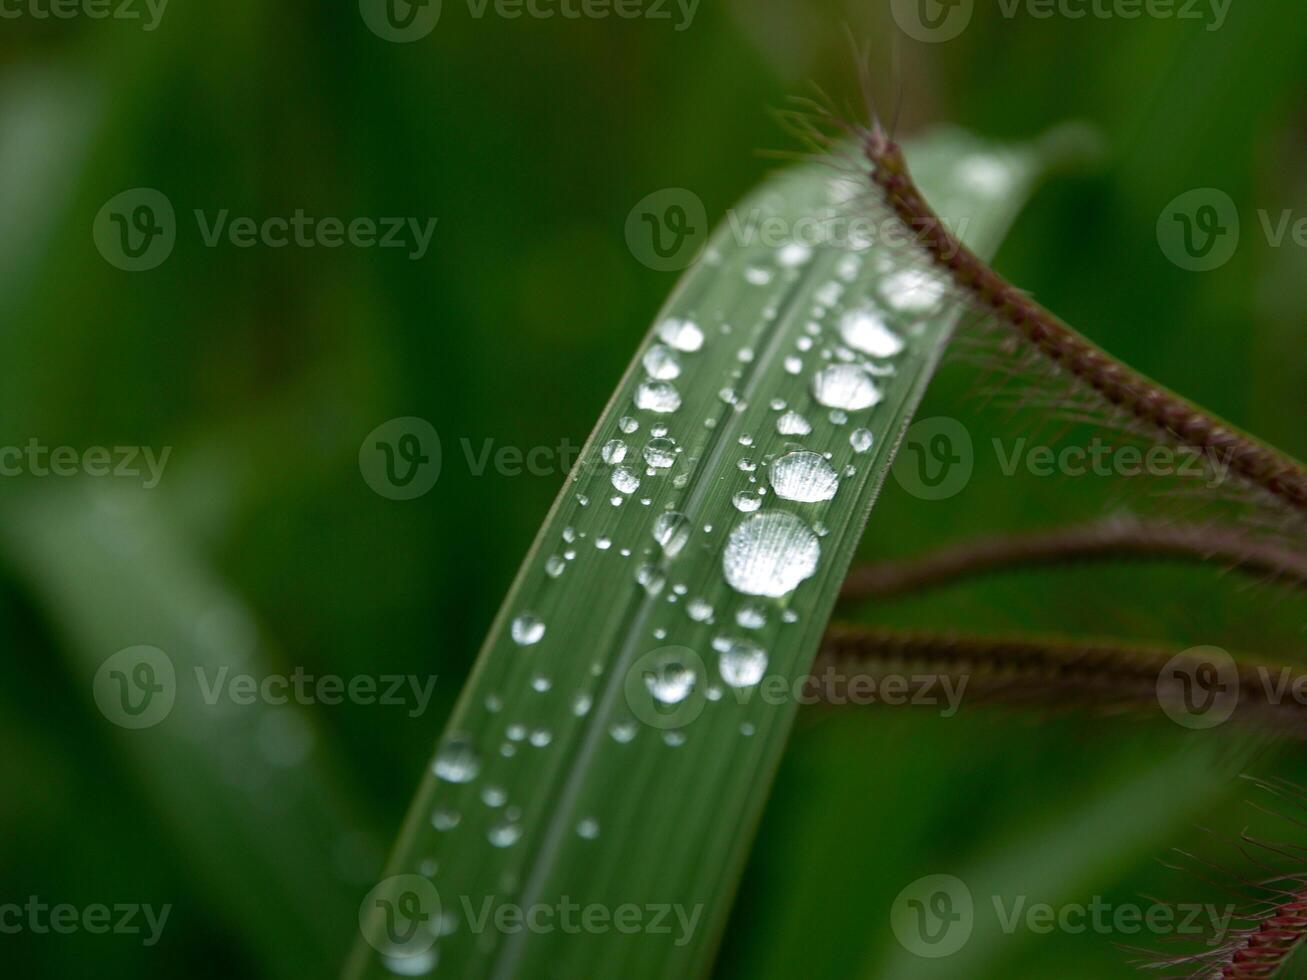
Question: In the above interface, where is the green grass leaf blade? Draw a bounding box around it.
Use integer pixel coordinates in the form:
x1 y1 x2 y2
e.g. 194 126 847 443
348 128 1066 980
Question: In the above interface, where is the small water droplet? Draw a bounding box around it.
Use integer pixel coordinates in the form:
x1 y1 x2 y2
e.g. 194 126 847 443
643 344 682 380
602 439 627 465
717 638 768 688
850 428 874 453
643 437 677 469
431 806 460 830
383 950 437 976
657 317 705 352
433 733 480 783
839 305 905 358
776 410 812 436
811 364 882 411
482 785 507 807
611 466 641 494
577 817 600 839
635 563 666 596
723 511 821 597
610 720 637 743
545 555 566 578
687 598 714 622
744 265 773 285
530 674 551 693
511 614 546 646
736 603 767 630
488 818 522 848
652 512 691 557
732 490 762 513
619 416 639 434
644 656 697 705
784 355 803 375
778 242 812 267
636 380 681 414
879 268 946 314
769 451 840 503
571 692 593 716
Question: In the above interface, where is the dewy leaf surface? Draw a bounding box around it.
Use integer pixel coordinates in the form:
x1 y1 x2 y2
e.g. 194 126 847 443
348 128 1066 980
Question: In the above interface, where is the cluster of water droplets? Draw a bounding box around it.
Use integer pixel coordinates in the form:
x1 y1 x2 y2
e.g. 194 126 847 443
398 178 971 978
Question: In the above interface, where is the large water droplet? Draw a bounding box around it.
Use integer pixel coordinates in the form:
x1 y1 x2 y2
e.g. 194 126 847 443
769 451 839 503
511 614 545 646
657 318 704 352
722 511 821 597
636 380 682 414
811 364 882 411
433 733 480 783
839 305 905 358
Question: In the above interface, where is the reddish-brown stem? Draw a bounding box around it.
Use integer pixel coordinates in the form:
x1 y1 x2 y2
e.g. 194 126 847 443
814 623 1307 735
1220 894 1307 978
862 130 1307 515
838 519 1307 603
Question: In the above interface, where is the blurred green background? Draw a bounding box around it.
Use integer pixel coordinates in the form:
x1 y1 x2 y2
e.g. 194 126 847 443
3 1 1307 977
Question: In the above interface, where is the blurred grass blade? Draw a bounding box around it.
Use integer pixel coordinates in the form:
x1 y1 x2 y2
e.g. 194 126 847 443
348 128 1068 980
0 479 377 980
869 744 1240 979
